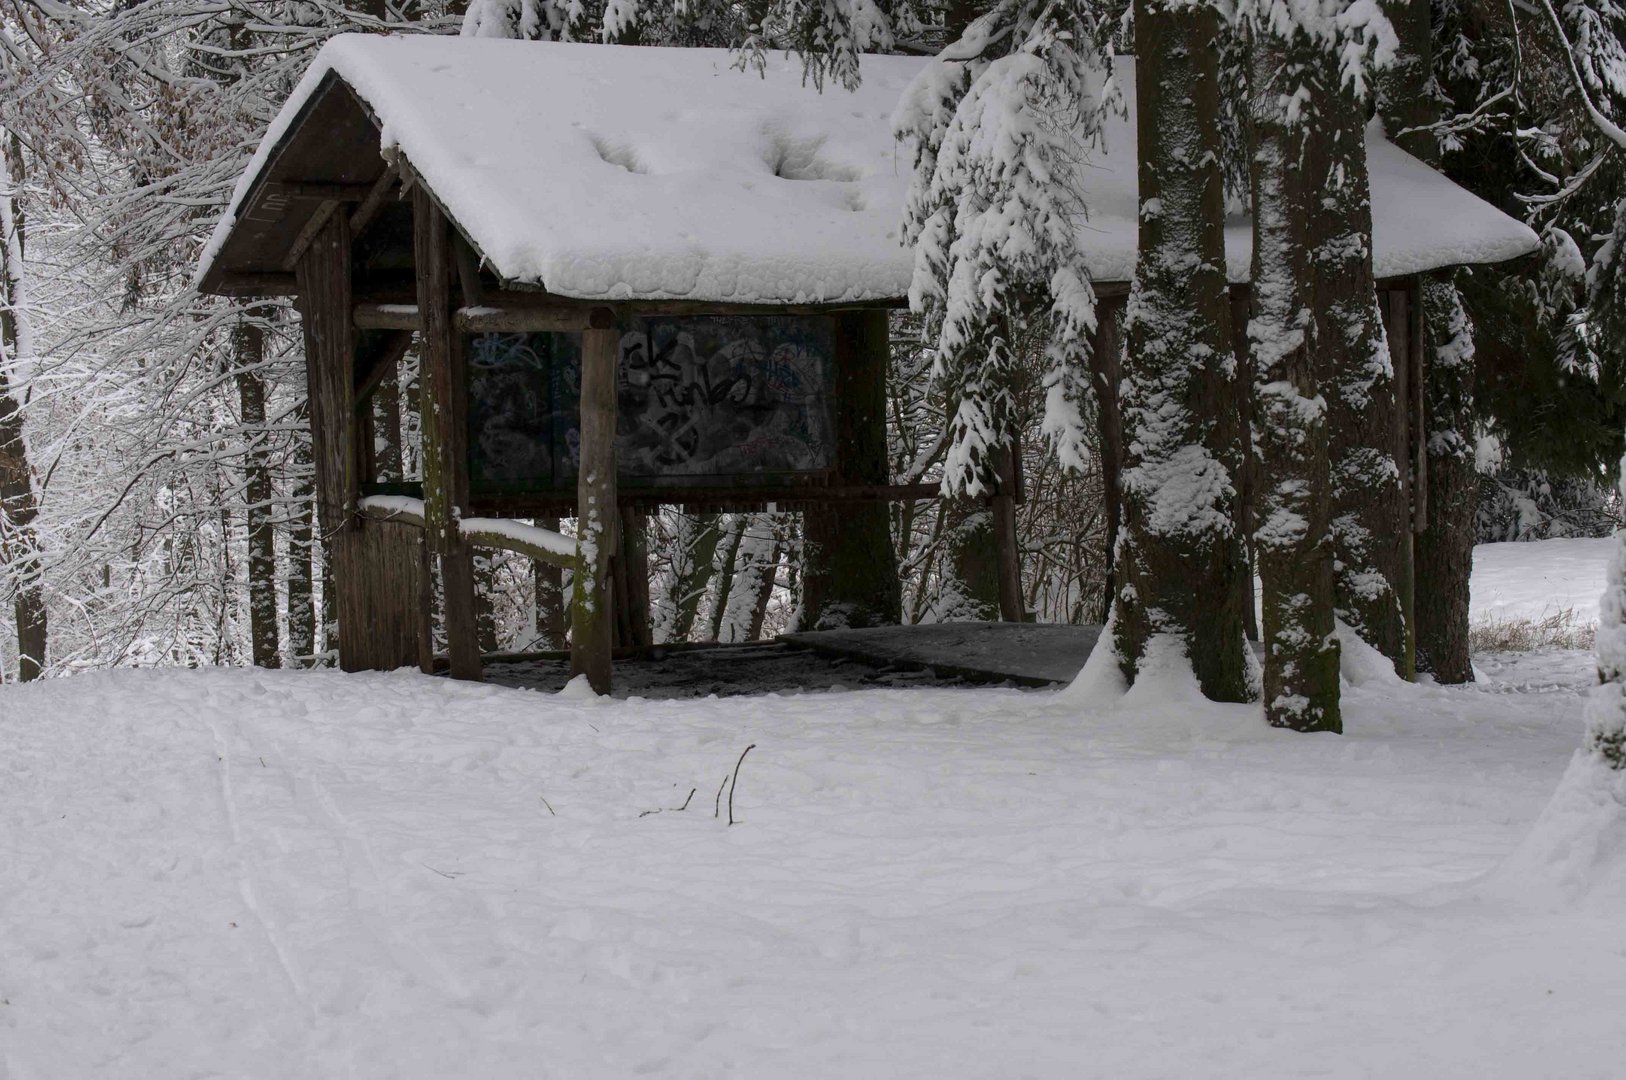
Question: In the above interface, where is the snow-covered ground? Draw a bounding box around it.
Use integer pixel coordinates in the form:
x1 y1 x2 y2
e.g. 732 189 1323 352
1472 537 1615 625
2 538 1623 1078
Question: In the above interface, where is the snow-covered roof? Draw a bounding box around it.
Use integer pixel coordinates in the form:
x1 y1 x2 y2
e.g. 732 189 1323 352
198 36 1539 303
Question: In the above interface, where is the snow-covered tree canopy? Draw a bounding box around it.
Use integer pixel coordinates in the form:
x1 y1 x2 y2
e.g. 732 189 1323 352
893 1 1118 495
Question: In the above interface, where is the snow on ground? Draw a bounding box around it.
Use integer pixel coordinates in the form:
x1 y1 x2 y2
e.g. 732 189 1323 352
4 643 1625 1077
1471 537 1615 625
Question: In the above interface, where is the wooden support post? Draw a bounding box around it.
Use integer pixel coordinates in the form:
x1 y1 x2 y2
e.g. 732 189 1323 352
414 187 482 681
295 209 428 672
1383 285 1418 678
801 309 902 629
572 309 619 695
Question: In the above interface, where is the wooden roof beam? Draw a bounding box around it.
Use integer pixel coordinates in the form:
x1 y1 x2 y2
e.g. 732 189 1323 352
265 181 377 202
212 271 299 296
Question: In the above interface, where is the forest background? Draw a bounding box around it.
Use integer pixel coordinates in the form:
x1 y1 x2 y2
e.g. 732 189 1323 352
0 0 1621 680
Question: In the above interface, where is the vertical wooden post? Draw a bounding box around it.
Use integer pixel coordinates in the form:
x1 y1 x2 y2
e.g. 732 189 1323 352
414 187 482 681
1383 285 1418 678
1090 294 1126 626
293 210 361 668
572 310 619 694
801 309 902 629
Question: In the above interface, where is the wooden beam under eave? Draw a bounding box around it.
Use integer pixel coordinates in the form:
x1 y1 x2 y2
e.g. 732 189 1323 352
348 167 400 240
208 271 300 297
413 186 483 682
266 181 377 202
353 302 596 333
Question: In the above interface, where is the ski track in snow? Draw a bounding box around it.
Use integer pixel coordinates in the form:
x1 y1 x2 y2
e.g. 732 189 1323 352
3 644 1625 1078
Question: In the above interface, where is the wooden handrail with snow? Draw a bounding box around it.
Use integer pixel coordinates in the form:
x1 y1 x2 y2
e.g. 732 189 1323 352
357 496 579 571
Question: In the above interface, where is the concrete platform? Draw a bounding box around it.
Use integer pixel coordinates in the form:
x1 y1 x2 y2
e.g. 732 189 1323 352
780 622 1103 687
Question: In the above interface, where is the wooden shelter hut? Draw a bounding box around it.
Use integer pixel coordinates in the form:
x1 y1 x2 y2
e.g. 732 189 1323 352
197 36 1538 693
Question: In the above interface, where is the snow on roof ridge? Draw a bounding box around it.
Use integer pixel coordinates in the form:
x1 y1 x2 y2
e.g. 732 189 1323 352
199 35 1539 303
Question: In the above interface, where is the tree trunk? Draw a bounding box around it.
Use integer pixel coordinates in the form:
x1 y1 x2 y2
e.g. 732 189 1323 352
1247 31 1341 732
0 128 45 681
1310 62 1409 676
1114 0 1251 701
1091 296 1126 626
372 369 404 480
717 512 782 642
320 529 336 661
1416 281 1477 682
474 553 499 654
707 515 744 643
654 510 722 643
614 509 652 648
1380 0 1476 683
801 310 902 629
287 415 316 666
940 499 1002 621
234 318 280 668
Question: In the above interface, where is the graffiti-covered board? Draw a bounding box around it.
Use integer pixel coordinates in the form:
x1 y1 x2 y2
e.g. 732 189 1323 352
466 316 836 492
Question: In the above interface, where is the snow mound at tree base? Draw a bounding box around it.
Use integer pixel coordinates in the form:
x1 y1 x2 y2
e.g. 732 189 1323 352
1481 749 1626 911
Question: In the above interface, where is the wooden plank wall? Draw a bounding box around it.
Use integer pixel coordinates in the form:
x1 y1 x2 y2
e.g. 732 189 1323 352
296 208 430 673
343 518 432 672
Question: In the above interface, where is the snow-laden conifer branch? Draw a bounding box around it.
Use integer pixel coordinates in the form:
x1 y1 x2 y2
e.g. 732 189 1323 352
894 1 1115 496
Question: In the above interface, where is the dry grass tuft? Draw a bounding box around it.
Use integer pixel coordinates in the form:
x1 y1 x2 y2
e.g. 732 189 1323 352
1469 608 1596 654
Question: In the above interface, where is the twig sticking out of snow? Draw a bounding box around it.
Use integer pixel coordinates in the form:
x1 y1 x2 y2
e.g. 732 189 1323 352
638 787 697 818
727 744 756 827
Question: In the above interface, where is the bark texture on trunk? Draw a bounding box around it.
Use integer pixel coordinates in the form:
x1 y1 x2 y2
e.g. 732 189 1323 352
1310 70 1409 676
234 319 280 668
941 499 1002 621
0 130 45 681
716 512 782 642
287 418 316 666
1090 297 1125 626
1115 0 1252 702
655 511 722 643
1248 33 1341 733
